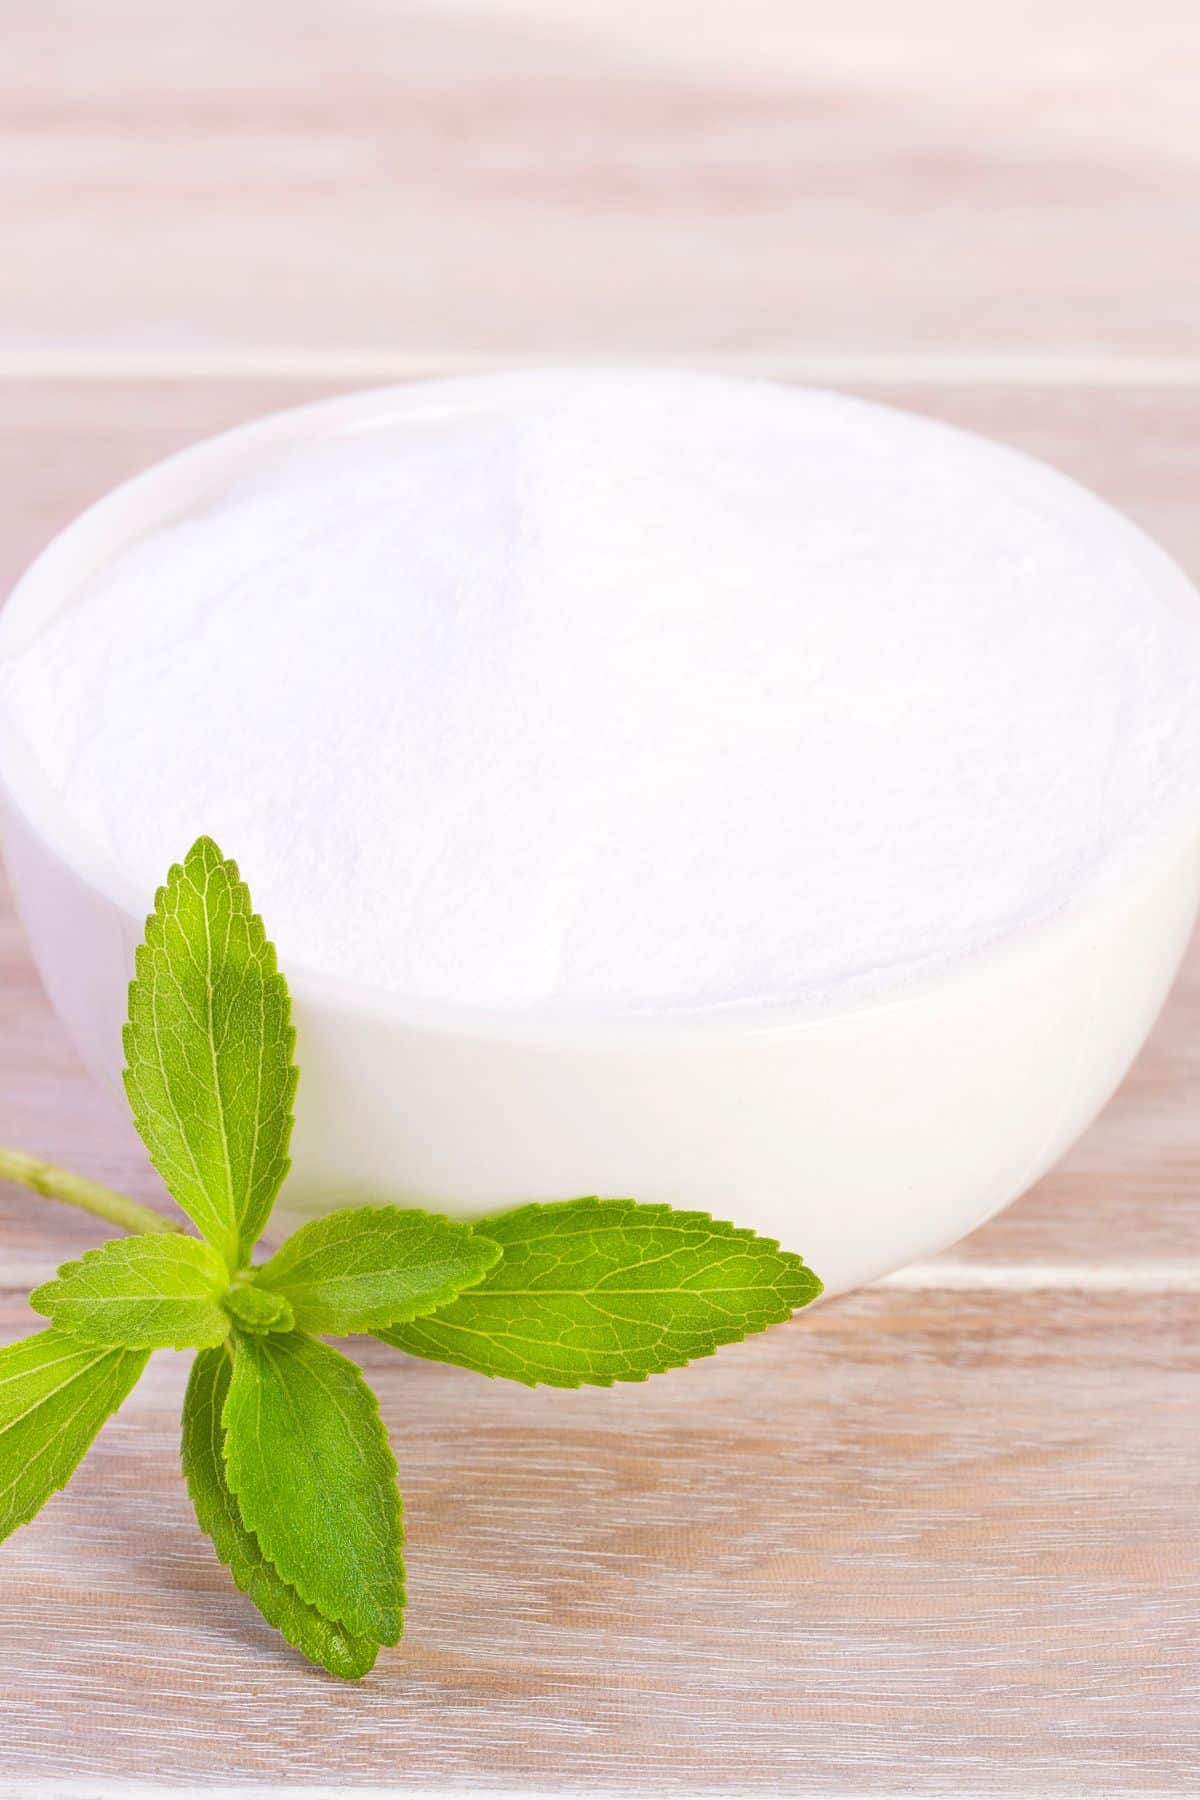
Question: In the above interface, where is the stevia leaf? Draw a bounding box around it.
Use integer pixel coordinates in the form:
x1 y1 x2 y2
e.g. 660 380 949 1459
30 1233 229 1350
222 1331 404 1643
377 1197 822 1388
123 836 297 1271
182 1348 379 1679
252 1205 503 1336
224 1283 295 1337
0 1326 149 1543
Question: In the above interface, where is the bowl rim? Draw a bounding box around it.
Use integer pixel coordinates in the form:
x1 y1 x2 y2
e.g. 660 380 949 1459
1 370 1199 1049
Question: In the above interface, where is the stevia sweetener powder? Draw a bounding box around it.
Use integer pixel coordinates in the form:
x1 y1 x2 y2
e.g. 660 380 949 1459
3 369 1199 1015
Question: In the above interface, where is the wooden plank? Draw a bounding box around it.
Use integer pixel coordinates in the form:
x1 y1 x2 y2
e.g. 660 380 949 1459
3 1 1199 359
0 1287 1197 1791
4 378 1200 1281
2 379 1199 1791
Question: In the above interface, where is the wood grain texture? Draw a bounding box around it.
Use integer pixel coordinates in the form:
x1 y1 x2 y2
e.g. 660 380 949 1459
1 378 1200 1793
4 5 1200 1780
1 1288 1199 1792
3 0 1199 360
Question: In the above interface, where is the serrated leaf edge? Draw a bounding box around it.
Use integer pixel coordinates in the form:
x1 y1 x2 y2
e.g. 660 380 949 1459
121 836 298 1271
377 1196 823 1389
225 1533 382 1678
377 1297 812 1390
458 1195 822 1311
182 1350 380 1679
472 1194 819 1261
30 1237 231 1352
221 1334 406 1644
253 1204 505 1333
0 1335 150 1540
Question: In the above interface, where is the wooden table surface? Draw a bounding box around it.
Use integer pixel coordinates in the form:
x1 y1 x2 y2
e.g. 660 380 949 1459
3 4 1200 1795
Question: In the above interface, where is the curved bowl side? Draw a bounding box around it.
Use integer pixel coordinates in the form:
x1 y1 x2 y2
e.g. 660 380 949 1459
4 762 1196 1294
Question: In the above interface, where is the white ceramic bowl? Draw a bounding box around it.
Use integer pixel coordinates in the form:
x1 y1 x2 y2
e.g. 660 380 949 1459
2 384 1198 1295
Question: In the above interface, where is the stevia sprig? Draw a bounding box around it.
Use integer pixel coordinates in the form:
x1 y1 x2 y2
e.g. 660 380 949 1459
0 837 822 1677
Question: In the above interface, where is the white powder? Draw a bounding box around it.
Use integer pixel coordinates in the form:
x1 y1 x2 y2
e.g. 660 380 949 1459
3 368 1200 1017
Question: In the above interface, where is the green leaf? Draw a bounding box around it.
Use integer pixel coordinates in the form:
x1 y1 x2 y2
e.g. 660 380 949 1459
182 1348 379 1679
377 1197 822 1388
0 1327 149 1543
123 836 297 1271
252 1205 503 1336
224 1283 295 1337
222 1332 404 1643
30 1233 229 1350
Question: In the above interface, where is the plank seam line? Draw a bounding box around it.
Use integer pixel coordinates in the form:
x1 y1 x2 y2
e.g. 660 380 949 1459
4 348 1200 385
3 1786 1192 1800
878 1259 1200 1293
4 1789 1194 1800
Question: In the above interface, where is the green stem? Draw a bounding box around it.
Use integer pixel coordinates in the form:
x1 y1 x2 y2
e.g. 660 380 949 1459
0 1147 182 1238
